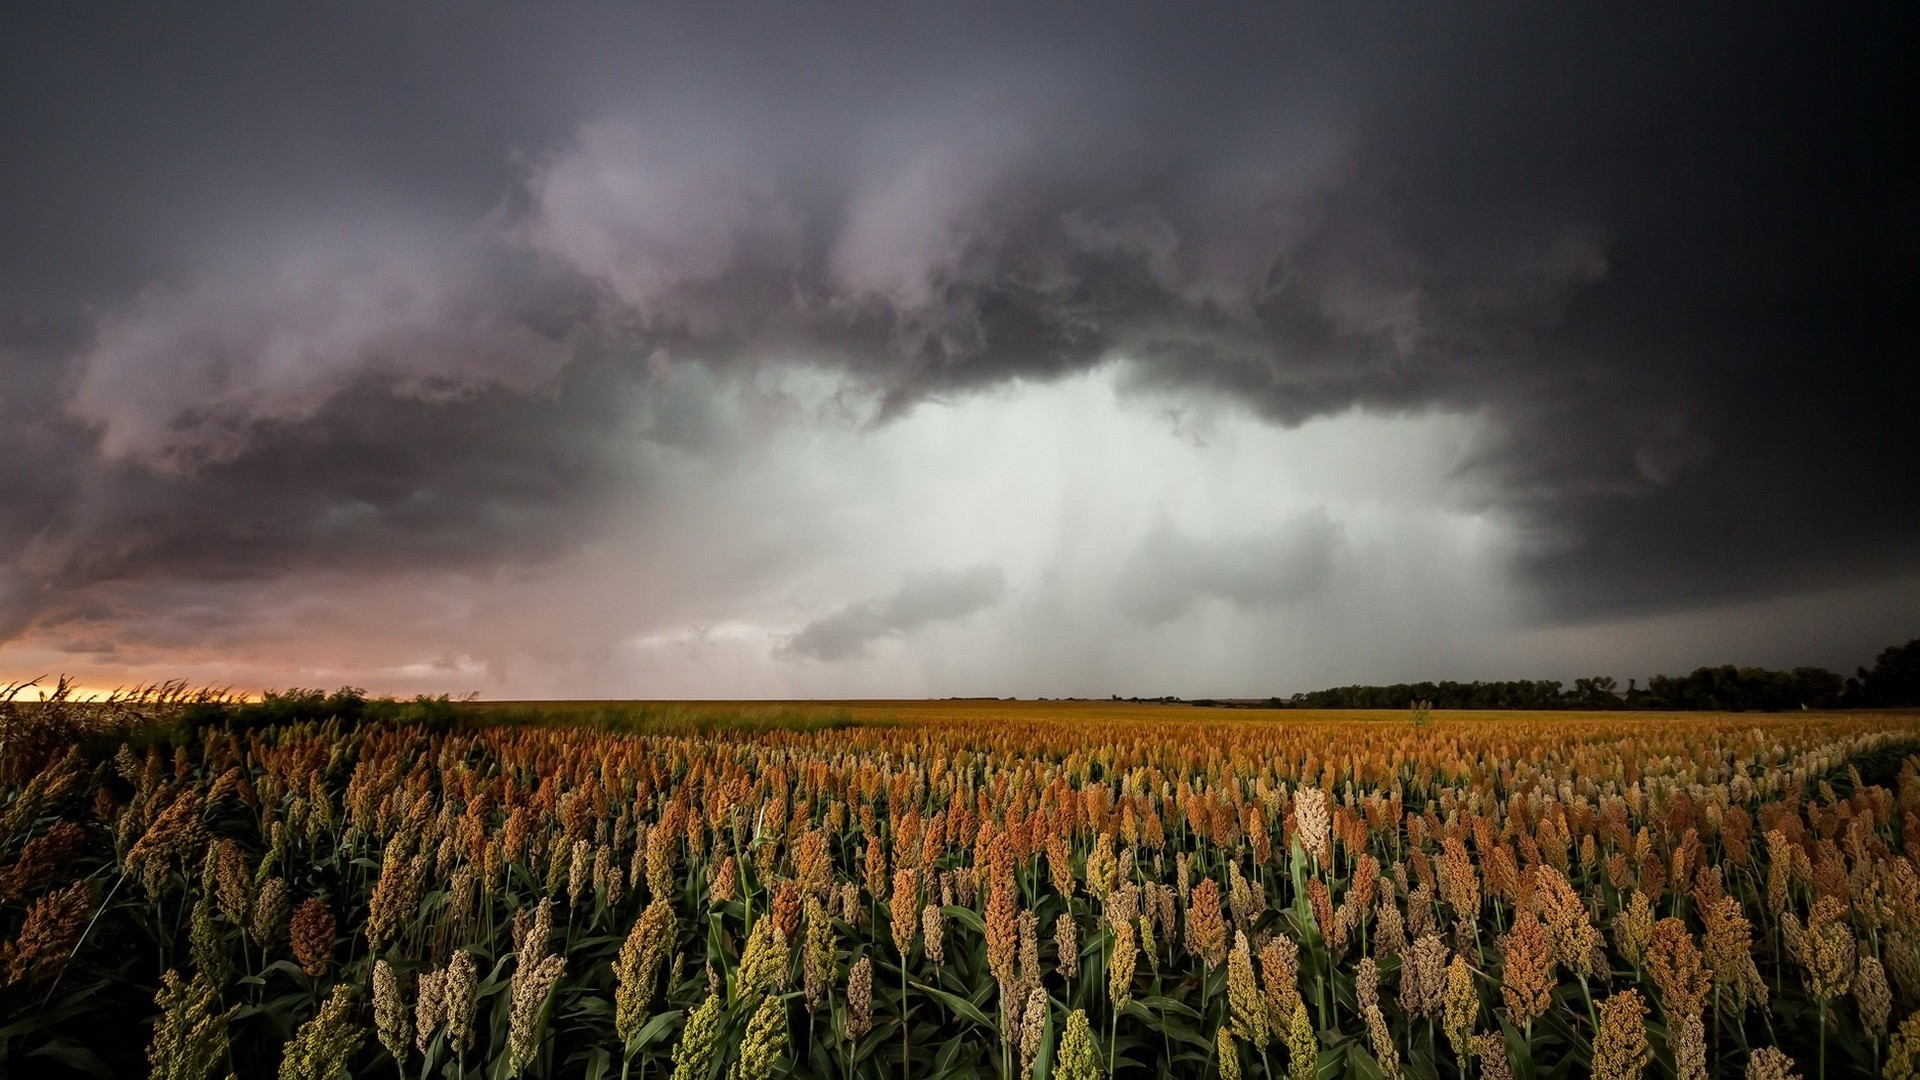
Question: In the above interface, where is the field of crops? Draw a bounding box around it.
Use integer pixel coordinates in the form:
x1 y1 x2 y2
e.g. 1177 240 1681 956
4 697 1920 1079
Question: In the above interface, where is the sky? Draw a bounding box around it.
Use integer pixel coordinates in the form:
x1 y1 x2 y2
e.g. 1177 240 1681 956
1 4 1915 699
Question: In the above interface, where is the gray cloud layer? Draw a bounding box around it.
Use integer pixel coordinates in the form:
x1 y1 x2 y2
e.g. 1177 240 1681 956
0 3 1913 689
1118 515 1341 626
783 566 1007 662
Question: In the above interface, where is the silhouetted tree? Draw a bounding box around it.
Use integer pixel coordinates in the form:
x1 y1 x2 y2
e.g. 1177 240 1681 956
1857 637 1920 706
1277 637 1914 712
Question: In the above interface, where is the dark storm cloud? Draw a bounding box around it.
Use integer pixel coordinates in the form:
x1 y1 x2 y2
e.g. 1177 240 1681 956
0 2 1914 665
11 362 631 642
782 566 1007 662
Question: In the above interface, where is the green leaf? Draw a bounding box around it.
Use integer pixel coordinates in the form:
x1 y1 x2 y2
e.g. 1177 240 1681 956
1344 1042 1388 1080
1031 998 1058 1080
942 904 985 936
910 981 997 1030
1133 994 1202 1020
1122 1002 1209 1049
627 1008 685 1053
934 1034 966 1072
570 995 615 1017
25 1040 114 1079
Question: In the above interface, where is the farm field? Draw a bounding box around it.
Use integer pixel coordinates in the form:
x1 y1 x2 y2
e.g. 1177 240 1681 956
4 697 1920 1079
6 3 1913 1079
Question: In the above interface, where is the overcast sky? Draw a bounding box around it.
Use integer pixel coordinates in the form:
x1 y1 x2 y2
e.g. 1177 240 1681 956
2 4 1915 698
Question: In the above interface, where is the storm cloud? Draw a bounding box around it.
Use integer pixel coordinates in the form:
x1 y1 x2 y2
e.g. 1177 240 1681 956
783 566 1007 662
0 3 1913 695
1117 516 1342 626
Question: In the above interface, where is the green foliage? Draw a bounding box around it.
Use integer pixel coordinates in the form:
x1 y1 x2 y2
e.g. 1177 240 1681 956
1409 699 1433 729
208 687 470 733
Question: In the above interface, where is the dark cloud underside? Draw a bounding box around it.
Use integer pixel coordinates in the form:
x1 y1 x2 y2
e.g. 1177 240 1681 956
0 3 1914 687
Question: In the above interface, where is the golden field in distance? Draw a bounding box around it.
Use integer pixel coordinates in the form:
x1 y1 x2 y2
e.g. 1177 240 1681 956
476 697 1920 728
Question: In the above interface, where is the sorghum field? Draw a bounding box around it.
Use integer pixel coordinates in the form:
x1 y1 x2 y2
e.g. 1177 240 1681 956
5 691 1920 1080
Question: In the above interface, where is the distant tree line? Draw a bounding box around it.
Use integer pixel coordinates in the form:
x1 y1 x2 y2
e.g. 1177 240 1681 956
1270 635 1920 712
179 685 469 731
